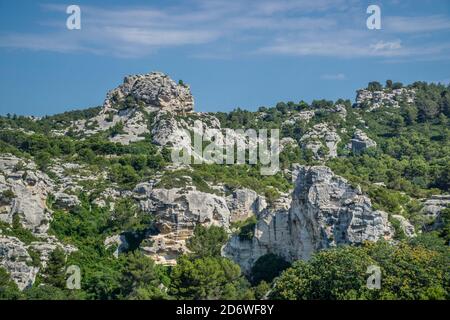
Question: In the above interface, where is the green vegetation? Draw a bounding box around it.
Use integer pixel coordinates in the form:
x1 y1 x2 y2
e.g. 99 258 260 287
0 214 39 244
271 239 449 300
186 225 229 258
0 81 449 300
250 254 291 285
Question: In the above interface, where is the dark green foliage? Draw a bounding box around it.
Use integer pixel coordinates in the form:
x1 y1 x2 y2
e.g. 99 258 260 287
234 216 257 241
368 81 383 91
271 241 449 300
186 225 228 258
250 254 291 285
0 214 39 244
0 189 15 204
43 248 67 288
120 251 169 300
0 267 22 300
170 255 253 300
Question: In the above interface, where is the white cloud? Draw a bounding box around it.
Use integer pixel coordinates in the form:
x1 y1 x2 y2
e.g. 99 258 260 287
0 1 449 60
370 40 402 51
385 15 450 33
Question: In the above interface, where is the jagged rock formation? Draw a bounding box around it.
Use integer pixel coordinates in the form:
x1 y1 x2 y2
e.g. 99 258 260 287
300 123 341 160
351 129 377 154
136 187 231 265
0 156 53 233
104 72 194 114
70 72 194 145
422 195 450 231
133 185 266 265
282 110 315 125
422 195 450 218
0 236 39 290
355 87 415 111
0 156 77 289
0 235 76 290
224 165 394 273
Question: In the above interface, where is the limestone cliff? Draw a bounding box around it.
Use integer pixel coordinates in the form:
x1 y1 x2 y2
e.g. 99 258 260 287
224 165 394 273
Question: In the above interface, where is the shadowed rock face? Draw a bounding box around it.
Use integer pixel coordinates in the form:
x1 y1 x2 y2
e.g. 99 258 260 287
104 72 194 114
224 165 394 273
351 129 377 154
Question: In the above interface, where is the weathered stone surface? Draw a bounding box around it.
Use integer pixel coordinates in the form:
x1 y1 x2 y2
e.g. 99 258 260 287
300 123 341 160
226 188 261 223
104 72 194 114
351 129 377 154
0 156 78 289
104 234 129 258
224 165 394 273
422 195 450 218
282 110 315 125
422 195 450 231
355 88 415 111
0 156 53 234
0 236 38 290
138 187 231 265
53 192 81 210
392 215 416 237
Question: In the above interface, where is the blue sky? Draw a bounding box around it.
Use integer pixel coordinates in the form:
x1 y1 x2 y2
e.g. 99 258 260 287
0 0 449 116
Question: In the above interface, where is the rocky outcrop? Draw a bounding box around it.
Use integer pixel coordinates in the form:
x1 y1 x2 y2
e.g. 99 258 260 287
422 195 450 218
52 192 81 210
300 123 341 160
138 188 231 265
282 110 315 125
0 235 77 290
355 88 415 111
104 72 194 114
226 189 265 223
0 156 53 234
134 184 268 265
351 129 377 154
104 234 129 258
0 236 39 290
0 156 78 289
391 215 416 237
422 195 450 231
224 165 394 273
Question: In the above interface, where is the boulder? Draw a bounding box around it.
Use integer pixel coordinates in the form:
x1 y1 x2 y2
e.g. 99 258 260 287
351 129 377 154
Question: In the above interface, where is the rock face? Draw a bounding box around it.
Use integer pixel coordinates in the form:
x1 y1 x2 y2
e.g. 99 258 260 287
300 123 341 160
134 185 267 265
422 195 450 231
422 195 450 218
0 155 78 290
355 87 415 111
104 234 129 258
0 235 77 290
224 165 394 273
137 188 231 265
226 189 265 223
0 156 53 234
392 215 416 237
0 236 39 290
351 129 377 154
104 72 194 114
